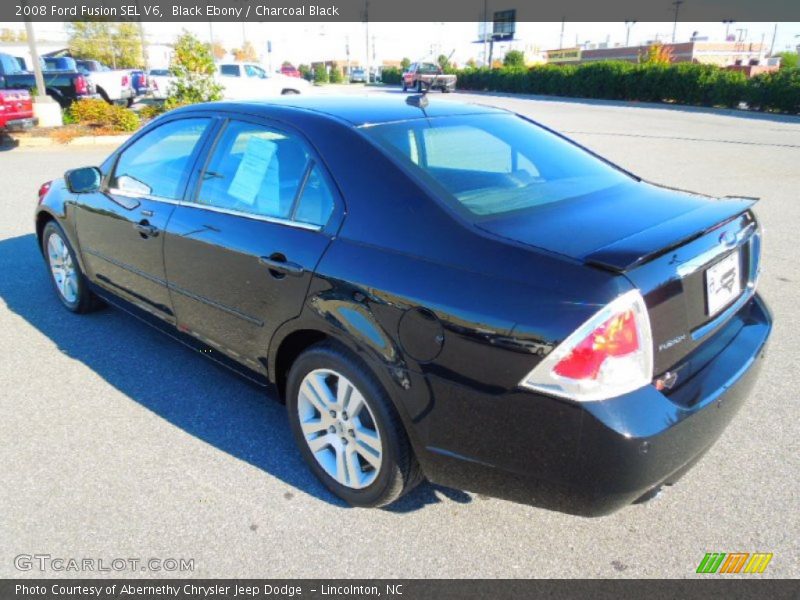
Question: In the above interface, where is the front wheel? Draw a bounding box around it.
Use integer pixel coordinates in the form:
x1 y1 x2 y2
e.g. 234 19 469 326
416 80 423 93
402 81 407 92
286 342 422 507
281 89 300 95
42 221 102 313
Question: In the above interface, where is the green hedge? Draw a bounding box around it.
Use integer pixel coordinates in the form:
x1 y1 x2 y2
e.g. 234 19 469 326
381 66 402 85
454 61 800 114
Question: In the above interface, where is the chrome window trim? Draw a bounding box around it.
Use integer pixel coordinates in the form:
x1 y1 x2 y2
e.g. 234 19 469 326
107 188 182 205
183 202 323 231
106 189 322 232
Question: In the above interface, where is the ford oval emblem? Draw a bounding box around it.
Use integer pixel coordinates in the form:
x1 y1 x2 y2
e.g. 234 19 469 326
719 231 737 247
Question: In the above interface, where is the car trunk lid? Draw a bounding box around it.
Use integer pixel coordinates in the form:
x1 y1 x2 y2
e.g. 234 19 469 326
478 181 761 377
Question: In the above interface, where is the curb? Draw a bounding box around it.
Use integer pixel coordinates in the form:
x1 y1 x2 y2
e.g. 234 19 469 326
3 134 132 148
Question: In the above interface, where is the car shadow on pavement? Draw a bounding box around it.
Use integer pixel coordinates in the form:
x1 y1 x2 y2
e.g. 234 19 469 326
0 233 470 512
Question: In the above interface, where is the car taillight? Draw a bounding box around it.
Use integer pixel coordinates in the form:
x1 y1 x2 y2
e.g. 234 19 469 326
122 75 129 86
519 289 653 401
38 181 52 204
75 75 88 95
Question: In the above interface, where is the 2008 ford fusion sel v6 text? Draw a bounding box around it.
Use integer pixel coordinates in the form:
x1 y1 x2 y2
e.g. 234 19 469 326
34 97 771 515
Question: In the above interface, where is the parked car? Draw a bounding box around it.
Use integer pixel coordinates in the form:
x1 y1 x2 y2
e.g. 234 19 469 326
148 68 174 101
35 97 771 515
0 53 95 108
280 65 301 78
349 67 366 83
75 59 134 106
216 62 310 99
402 62 456 92
0 88 36 131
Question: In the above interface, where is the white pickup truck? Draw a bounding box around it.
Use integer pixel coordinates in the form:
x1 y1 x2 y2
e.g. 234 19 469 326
76 60 135 106
215 62 310 100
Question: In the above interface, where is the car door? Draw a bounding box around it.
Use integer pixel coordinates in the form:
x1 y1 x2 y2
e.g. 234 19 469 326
163 117 339 370
74 117 212 322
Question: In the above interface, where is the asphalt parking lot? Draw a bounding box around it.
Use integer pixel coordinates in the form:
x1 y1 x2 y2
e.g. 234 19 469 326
1 87 798 578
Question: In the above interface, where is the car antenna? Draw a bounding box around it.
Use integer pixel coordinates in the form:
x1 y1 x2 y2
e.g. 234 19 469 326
406 49 455 111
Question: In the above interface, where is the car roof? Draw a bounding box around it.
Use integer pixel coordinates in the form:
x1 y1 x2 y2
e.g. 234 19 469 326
199 95 507 127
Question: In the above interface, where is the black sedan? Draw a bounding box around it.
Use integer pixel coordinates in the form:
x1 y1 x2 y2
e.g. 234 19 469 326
35 97 771 515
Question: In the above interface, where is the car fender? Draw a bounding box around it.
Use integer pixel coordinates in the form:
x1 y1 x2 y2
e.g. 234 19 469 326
35 181 87 272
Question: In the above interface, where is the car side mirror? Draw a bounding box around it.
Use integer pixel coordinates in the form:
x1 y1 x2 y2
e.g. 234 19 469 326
65 167 102 194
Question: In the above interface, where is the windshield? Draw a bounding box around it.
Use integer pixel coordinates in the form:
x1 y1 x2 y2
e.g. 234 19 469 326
363 113 630 220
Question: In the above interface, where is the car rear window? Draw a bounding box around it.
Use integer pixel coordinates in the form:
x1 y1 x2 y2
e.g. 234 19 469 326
363 113 629 219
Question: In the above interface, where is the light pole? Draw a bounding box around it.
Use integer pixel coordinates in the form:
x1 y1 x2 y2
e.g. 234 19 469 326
671 1 684 43
723 20 734 41
23 19 61 126
625 21 636 47
364 0 370 84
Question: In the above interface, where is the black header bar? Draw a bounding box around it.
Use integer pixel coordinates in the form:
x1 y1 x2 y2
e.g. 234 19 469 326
3 0 800 23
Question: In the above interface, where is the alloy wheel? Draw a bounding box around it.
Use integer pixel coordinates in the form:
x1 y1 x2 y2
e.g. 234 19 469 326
47 232 78 304
296 368 383 489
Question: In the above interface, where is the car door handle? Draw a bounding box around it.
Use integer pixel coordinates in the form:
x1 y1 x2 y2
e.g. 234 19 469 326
133 222 159 237
259 255 305 278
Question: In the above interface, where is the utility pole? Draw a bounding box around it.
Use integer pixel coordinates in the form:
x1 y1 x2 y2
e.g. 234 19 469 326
625 21 636 47
23 21 46 100
483 0 489 65
769 23 778 56
364 0 370 84
559 18 565 49
723 20 734 41
671 1 684 43
345 35 350 82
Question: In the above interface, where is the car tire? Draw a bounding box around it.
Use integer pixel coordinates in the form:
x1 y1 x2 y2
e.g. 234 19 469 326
402 82 407 92
286 341 422 507
281 89 300 95
42 221 102 314
416 80 423 93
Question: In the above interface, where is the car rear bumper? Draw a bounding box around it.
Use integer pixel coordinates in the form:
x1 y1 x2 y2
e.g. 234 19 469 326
1 117 37 131
413 294 771 516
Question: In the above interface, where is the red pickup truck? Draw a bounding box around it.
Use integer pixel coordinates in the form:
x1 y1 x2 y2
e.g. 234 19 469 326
0 89 36 131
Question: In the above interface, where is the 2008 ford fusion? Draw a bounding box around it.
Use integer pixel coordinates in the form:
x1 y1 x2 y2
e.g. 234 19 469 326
35 97 771 514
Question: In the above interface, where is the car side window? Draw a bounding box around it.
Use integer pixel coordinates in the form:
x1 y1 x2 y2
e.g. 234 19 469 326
197 120 334 227
220 64 240 77
245 64 265 78
293 166 335 227
110 118 210 200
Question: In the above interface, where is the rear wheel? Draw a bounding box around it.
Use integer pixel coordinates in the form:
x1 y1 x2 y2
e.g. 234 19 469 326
42 221 101 314
416 80 423 93
286 342 421 507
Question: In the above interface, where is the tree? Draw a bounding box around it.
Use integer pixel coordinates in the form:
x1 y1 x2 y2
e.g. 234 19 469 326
503 50 525 68
232 41 258 62
298 64 312 81
466 57 478 68
329 67 343 83
66 22 142 68
166 31 223 109
210 42 226 61
401 57 411 70
313 63 329 83
437 54 450 70
642 42 674 65
777 52 798 70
